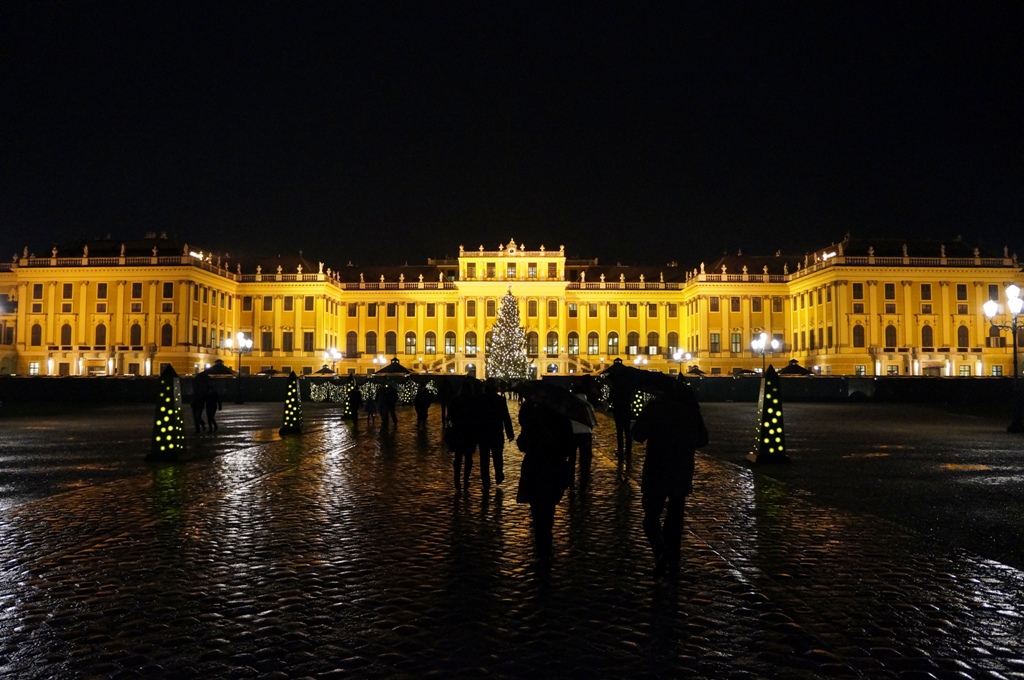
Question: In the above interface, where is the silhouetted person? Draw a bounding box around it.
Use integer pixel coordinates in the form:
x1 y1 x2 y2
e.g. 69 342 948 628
365 388 378 425
348 383 363 421
569 382 594 488
610 379 635 461
479 378 514 486
447 380 481 491
381 381 399 426
190 378 207 432
414 384 432 427
438 377 456 426
204 386 222 432
516 399 575 566
632 380 709 578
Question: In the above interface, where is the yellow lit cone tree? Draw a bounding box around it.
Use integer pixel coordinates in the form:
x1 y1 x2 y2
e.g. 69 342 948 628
747 364 790 464
148 364 189 461
279 371 303 435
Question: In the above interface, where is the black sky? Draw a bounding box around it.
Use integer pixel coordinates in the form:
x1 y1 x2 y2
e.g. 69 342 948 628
2 2 1022 267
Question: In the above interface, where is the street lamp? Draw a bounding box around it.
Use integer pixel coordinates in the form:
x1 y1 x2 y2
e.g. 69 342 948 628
672 349 692 375
224 331 253 373
984 284 1024 433
325 347 341 373
751 332 780 373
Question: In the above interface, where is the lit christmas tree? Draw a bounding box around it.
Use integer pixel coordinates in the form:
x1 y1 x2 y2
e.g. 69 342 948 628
279 371 303 435
747 364 789 464
485 289 530 381
148 364 189 461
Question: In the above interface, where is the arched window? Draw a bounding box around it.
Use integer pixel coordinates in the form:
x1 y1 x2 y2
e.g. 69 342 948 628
667 331 679 353
884 324 897 347
567 332 579 356
587 332 599 355
627 331 640 355
921 325 934 347
404 331 416 355
852 325 865 348
161 323 173 347
545 331 558 355
647 332 659 353
129 323 142 346
365 331 377 356
444 331 456 355
61 323 73 346
485 331 493 350
465 331 478 355
607 331 620 355
30 323 42 347
526 331 539 357
424 331 436 355
385 331 397 355
346 331 358 357
957 324 970 348
95 323 107 347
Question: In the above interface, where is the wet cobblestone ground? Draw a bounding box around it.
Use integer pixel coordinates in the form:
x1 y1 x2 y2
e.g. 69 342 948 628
1 401 1024 678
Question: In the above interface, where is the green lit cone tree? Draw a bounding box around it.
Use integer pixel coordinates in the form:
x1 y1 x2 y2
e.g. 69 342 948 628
485 289 530 382
747 364 790 463
279 371 303 435
148 364 189 461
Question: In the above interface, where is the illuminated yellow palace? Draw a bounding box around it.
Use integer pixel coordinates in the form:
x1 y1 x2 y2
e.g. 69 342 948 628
0 234 1021 379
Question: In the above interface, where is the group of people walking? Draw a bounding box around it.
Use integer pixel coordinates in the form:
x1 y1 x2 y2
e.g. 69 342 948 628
188 375 222 433
440 372 708 576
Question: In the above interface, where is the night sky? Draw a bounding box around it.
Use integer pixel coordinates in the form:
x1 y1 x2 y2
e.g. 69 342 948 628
3 3 1022 267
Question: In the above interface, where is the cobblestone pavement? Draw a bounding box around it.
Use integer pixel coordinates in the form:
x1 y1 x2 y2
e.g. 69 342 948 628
1 402 1024 678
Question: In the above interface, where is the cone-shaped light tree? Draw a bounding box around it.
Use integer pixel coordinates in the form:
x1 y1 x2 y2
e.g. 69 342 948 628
148 364 189 461
747 364 790 463
485 289 530 381
279 371 303 435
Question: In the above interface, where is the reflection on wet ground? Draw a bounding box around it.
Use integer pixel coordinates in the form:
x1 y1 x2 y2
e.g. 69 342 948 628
0 401 1023 676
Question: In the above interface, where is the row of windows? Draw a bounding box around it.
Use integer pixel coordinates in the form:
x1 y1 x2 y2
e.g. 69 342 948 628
464 262 559 279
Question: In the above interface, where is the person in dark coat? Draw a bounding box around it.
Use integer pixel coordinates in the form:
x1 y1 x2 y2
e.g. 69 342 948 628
478 378 515 486
204 386 223 432
516 399 575 565
610 379 636 461
438 377 456 426
632 379 708 578
414 383 432 428
382 381 399 426
190 377 208 432
447 380 481 491
347 382 363 421
568 382 594 488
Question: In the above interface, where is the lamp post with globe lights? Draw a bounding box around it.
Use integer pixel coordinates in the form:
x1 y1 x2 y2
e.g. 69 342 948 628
325 347 341 373
751 332 780 373
224 332 253 374
983 284 1024 433
672 348 692 375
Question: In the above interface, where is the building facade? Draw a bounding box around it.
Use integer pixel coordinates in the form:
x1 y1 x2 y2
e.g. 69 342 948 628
0 235 1021 379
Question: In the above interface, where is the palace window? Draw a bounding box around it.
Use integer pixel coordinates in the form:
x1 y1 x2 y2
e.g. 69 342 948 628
957 325 969 348
243 296 253 311
607 332 619 355
282 332 293 352
588 332 599 355
467 300 476 316
751 298 762 313
263 296 273 311
730 297 740 313
365 331 377 355
97 283 107 299
132 282 142 298
528 300 538 317
445 332 456 355
627 332 640 354
385 331 397 355
607 303 617 318
668 303 677 317
427 303 436 317
568 303 578 318
446 303 456 318
161 323 173 347
486 263 495 278
709 297 720 312
507 263 516 279
527 332 539 357
921 283 932 300
304 332 314 352
956 284 967 301
921 325 933 347
667 332 678 353
528 263 537 278
130 323 142 346
283 296 293 311
465 331 478 355
548 263 557 279
548 299 558 317
487 299 496 316
772 297 783 313
731 333 741 353
407 303 416 317
567 332 579 356
405 332 416 355
466 263 476 279
627 304 637 318
261 330 273 351
852 325 866 347
852 283 864 299
546 332 559 355
425 331 436 355
33 284 43 299
387 303 397 317
347 331 358 357
710 333 721 353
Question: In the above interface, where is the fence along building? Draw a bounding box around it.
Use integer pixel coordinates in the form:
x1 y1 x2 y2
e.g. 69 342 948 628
0 234 1021 379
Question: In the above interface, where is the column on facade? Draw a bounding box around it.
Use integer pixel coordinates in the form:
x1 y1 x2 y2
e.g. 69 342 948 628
558 296 568 357
866 281 879 348
78 281 90 346
939 281 951 347
901 280 914 349
115 281 127 346
15 282 28 349
973 282 987 347
177 281 190 346
46 281 57 345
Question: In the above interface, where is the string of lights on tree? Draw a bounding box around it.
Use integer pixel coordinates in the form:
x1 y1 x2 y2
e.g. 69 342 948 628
485 289 530 381
149 364 187 460
279 371 303 435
